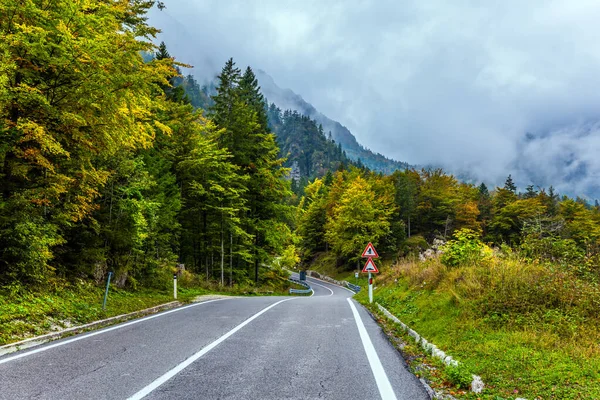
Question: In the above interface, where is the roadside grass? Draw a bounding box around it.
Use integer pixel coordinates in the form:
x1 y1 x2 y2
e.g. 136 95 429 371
355 256 600 399
0 269 297 346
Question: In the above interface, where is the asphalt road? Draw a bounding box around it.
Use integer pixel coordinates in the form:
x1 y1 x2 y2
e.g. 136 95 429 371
0 277 429 400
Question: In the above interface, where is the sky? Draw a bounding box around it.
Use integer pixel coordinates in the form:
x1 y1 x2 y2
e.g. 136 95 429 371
148 0 600 199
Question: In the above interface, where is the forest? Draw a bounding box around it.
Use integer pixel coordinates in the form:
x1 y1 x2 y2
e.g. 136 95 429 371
297 168 600 272
0 1 295 291
2 0 600 297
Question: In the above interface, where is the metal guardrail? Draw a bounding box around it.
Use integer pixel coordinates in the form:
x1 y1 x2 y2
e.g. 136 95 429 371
346 283 361 293
288 278 312 295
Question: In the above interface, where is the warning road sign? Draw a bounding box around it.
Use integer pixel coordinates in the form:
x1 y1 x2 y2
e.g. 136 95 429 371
362 258 379 273
361 242 379 258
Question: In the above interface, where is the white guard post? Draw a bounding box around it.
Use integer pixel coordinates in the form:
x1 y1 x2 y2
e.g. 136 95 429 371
173 274 177 300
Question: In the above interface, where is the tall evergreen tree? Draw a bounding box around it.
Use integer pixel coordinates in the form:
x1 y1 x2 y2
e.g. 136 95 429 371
210 59 291 283
504 174 517 193
210 58 241 130
238 67 268 131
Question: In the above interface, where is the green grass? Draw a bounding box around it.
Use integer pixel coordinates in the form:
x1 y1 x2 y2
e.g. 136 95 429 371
0 272 297 346
355 274 600 399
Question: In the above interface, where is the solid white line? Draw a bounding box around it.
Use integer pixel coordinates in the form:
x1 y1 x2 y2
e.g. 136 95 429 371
347 298 398 400
0 299 226 365
309 276 356 294
128 298 295 400
308 280 334 296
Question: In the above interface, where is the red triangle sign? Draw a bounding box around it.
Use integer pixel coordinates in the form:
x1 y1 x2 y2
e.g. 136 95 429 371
361 242 379 258
362 258 379 273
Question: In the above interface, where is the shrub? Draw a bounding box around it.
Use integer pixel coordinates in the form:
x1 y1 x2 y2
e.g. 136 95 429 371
445 363 473 389
398 235 429 257
441 229 492 267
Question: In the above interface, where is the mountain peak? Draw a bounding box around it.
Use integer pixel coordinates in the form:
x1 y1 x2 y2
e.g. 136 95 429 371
256 70 410 174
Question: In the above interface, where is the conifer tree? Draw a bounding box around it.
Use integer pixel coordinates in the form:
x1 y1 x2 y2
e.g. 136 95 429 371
238 67 268 131
504 174 517 193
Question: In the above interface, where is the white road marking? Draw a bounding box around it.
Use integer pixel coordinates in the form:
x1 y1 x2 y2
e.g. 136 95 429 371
128 297 295 400
308 276 356 294
0 299 226 365
308 280 334 296
347 298 398 400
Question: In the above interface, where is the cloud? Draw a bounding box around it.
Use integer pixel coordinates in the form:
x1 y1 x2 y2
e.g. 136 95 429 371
149 0 600 198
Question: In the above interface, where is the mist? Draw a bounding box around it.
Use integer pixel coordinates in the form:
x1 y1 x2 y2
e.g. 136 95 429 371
148 1 600 199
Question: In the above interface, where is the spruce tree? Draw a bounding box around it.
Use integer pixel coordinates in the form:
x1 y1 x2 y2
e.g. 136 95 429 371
504 174 517 193
238 66 268 131
210 58 241 129
478 183 489 197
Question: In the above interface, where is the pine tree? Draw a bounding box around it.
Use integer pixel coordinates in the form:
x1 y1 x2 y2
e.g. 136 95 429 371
478 183 489 197
210 58 291 283
238 67 268 131
155 41 171 60
504 174 517 193
210 58 241 130
524 184 537 199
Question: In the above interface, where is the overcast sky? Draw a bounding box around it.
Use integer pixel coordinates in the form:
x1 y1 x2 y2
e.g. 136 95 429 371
149 1 600 198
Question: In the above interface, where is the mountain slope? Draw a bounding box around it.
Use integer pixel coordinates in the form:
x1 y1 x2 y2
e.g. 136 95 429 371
267 106 360 180
256 70 410 174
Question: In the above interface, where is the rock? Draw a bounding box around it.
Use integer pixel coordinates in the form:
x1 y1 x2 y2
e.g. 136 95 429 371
419 378 436 399
408 329 420 343
471 375 484 393
432 348 446 360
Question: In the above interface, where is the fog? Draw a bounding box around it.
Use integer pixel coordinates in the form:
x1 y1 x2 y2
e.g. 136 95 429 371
149 1 600 198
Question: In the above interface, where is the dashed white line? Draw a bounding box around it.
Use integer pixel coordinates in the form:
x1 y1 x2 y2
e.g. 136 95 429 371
127 297 295 400
347 298 398 400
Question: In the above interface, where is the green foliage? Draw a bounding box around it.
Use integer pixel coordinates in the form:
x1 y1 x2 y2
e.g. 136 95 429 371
0 5 296 290
445 363 473 389
0 0 170 284
324 172 394 265
367 255 600 399
398 235 429 257
268 107 357 178
441 229 492 267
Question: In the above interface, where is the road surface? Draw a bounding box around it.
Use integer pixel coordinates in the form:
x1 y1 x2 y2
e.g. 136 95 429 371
0 276 429 399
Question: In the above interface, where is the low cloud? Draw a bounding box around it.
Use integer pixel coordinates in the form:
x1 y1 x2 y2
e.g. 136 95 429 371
150 0 600 198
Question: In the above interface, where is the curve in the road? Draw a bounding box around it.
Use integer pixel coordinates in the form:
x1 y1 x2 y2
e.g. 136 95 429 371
0 276 429 400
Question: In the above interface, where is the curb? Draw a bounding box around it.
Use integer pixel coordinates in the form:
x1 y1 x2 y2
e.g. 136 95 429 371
0 301 183 357
376 303 485 394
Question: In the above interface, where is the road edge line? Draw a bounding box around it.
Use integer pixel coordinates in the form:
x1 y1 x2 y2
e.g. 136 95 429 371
0 299 227 365
347 298 398 400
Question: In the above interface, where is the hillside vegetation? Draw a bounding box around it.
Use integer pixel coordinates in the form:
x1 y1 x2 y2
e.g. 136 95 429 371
296 168 600 398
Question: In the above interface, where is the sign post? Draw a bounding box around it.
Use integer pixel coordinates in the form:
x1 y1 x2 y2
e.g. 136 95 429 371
368 271 372 303
361 243 379 303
